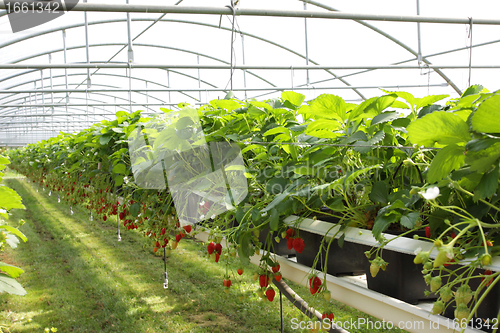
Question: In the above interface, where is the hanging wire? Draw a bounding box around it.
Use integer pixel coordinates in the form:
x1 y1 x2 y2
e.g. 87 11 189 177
224 0 239 92
238 141 441 150
468 17 473 87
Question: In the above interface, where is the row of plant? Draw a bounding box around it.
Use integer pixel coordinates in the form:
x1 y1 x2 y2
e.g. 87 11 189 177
7 85 500 331
0 153 28 298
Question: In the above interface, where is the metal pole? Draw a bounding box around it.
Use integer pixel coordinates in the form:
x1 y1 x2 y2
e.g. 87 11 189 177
304 2 310 86
197 55 201 102
145 81 149 109
0 83 454 95
416 0 422 64
84 0 91 88
167 70 171 103
241 34 247 100
49 53 54 135
62 30 69 109
280 291 284 333
128 65 132 112
126 0 134 63
0 3 497 25
40 70 45 139
1 63 498 70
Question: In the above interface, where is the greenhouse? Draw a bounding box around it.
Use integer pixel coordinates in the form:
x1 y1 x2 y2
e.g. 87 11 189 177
0 1 499 332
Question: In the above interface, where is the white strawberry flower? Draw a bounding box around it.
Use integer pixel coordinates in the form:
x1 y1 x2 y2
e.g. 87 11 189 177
420 186 440 200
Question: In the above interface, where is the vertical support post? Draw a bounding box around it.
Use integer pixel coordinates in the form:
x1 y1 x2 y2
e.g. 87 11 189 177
163 247 168 289
145 81 149 112
40 70 45 140
303 2 310 86
241 34 247 100
126 0 134 63
416 0 422 64
197 54 201 102
85 90 89 128
468 18 473 87
49 54 54 136
62 29 69 123
117 213 121 241
29 90 33 143
128 65 132 113
84 0 91 88
280 290 284 333
167 70 171 104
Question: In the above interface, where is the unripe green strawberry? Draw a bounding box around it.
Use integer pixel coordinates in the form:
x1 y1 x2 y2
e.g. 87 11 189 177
414 251 430 264
440 286 453 303
432 300 445 315
434 239 443 247
434 245 454 268
423 261 433 270
370 262 380 278
454 303 470 323
424 274 432 285
455 285 472 305
481 254 492 266
430 276 442 292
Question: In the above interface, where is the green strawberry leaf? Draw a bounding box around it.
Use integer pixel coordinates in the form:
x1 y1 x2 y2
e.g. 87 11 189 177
0 262 24 279
472 95 500 134
427 144 465 183
0 273 26 296
407 111 471 147
474 166 499 201
269 208 279 231
0 186 25 211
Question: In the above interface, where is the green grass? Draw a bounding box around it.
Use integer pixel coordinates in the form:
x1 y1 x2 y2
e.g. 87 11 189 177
0 175 407 333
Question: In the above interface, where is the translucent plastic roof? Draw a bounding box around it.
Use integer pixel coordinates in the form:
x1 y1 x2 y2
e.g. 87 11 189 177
1 0 500 146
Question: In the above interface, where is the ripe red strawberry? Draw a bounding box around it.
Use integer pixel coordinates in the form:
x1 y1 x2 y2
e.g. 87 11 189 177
119 212 125 220
207 242 215 254
103 215 107 221
482 270 493 286
309 276 322 295
153 247 158 253
322 312 335 322
286 237 294 250
175 234 182 242
286 228 295 239
161 228 166 235
182 225 192 233
215 253 220 263
265 287 275 302
293 237 305 253
223 279 231 288
215 243 222 255
425 226 431 238
237 268 244 275
272 264 280 273
156 241 160 248
274 272 282 282
259 274 270 288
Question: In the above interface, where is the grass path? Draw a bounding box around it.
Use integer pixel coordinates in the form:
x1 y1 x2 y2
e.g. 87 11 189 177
0 176 405 333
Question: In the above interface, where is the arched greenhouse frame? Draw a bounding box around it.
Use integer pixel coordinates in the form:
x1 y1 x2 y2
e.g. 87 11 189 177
1 1 500 333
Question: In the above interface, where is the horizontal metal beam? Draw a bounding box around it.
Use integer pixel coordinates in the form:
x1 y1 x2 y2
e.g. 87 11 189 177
0 3 499 25
0 113 154 118
0 103 199 108
0 84 449 94
1 64 499 70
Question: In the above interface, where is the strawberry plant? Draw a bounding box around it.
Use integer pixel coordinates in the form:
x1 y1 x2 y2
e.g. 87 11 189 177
0 155 27 296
